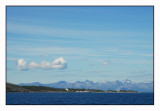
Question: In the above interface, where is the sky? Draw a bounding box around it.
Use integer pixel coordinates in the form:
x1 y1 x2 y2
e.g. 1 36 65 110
7 6 153 84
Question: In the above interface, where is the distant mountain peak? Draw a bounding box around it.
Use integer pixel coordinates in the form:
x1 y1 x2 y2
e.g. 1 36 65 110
32 82 41 84
56 81 67 83
85 80 93 82
18 79 153 92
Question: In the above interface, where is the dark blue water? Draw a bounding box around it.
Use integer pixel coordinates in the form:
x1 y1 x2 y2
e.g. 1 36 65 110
6 92 153 105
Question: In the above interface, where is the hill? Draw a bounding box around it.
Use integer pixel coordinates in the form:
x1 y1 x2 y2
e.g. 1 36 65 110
6 82 104 93
7 83 30 92
7 82 66 92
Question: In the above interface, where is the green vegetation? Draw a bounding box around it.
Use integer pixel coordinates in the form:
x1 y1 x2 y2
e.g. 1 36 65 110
21 86 66 92
107 90 117 92
7 83 30 92
6 83 104 93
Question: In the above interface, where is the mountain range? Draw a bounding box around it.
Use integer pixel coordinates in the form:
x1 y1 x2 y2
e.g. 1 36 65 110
18 79 153 92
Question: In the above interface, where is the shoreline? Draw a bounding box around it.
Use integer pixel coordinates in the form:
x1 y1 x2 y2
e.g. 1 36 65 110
7 92 153 93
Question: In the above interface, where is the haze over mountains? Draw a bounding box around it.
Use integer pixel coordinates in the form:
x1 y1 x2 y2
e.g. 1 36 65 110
18 79 153 92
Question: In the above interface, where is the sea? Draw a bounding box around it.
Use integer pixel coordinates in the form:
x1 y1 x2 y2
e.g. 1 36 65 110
6 92 153 105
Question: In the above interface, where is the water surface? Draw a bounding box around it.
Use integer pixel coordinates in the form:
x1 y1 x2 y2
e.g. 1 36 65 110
6 92 153 105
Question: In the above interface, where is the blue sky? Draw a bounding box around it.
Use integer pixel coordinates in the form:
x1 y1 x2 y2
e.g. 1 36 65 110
7 6 153 84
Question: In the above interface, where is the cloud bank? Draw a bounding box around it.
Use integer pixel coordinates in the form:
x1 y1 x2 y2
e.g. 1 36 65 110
18 57 67 71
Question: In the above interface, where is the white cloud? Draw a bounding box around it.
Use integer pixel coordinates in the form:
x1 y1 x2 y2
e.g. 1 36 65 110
18 59 28 71
29 62 39 69
52 57 67 69
18 57 67 71
103 60 110 66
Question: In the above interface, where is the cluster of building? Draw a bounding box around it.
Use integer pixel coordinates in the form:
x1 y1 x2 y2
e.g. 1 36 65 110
65 89 91 92
75 90 90 92
106 90 138 93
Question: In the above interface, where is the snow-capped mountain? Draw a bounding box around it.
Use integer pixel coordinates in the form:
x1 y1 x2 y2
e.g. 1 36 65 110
18 79 153 92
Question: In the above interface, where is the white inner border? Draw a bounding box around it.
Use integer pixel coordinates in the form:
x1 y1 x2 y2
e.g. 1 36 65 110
0 0 160 111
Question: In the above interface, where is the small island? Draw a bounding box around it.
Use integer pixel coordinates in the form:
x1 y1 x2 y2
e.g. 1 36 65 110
106 90 139 93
